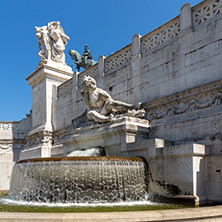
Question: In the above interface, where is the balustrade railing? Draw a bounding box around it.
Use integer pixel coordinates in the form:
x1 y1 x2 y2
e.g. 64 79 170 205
78 64 99 87
104 44 132 73
56 0 222 99
193 0 222 26
57 78 73 98
0 122 19 131
141 16 180 54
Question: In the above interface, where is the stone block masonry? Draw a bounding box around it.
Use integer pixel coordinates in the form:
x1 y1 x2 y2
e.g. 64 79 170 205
51 0 222 204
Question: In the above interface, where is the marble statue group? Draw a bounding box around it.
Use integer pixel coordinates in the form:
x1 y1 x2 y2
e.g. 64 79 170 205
35 21 70 65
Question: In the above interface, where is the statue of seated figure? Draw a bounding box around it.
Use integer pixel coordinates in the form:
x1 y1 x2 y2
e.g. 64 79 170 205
81 76 145 123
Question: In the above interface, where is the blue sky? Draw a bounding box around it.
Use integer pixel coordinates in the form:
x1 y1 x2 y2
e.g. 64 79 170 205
0 0 201 121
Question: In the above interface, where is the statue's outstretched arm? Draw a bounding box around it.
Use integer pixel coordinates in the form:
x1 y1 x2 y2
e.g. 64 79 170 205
88 51 93 59
61 32 70 40
97 88 113 102
38 42 41 50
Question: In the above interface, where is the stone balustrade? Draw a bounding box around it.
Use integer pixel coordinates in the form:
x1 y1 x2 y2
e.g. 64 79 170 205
104 44 132 73
193 0 222 26
57 64 99 97
57 0 222 99
0 122 19 131
57 78 73 98
141 16 181 54
78 64 99 87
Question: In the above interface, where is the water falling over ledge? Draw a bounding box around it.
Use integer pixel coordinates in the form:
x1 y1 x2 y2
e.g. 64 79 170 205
7 156 148 204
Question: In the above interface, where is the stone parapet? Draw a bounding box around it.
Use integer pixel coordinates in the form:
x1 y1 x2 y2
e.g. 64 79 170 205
192 0 222 27
57 78 73 98
77 63 99 88
54 0 222 106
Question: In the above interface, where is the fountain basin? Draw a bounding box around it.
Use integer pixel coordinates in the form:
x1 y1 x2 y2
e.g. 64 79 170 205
7 156 147 204
1 206 222 221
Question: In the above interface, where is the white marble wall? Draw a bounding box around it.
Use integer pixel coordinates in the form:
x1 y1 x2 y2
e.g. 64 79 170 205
54 1 222 132
0 116 31 190
50 0 222 204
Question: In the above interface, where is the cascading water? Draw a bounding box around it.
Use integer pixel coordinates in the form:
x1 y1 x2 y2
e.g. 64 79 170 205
7 156 148 204
67 147 105 157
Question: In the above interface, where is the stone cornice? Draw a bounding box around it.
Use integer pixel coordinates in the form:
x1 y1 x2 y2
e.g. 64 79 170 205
26 64 73 86
25 130 53 149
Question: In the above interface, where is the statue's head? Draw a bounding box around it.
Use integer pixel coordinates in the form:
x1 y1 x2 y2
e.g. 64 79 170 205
85 44 88 50
82 76 97 90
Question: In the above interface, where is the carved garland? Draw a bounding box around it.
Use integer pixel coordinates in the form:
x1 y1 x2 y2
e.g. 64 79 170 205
0 144 13 150
147 91 222 121
52 128 67 145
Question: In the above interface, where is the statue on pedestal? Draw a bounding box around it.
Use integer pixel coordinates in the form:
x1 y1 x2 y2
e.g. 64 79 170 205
81 76 145 123
35 21 70 66
68 45 97 72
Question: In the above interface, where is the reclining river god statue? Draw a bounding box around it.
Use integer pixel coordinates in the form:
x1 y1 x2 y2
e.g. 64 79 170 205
81 76 145 123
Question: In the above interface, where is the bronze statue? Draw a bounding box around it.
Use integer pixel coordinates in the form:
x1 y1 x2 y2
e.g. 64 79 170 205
68 45 97 71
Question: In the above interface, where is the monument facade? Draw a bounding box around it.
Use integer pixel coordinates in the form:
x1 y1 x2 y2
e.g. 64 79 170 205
1 0 222 206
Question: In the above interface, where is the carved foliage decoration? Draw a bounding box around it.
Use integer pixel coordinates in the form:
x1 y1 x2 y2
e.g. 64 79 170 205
105 46 132 72
147 91 222 121
193 0 222 26
142 19 180 53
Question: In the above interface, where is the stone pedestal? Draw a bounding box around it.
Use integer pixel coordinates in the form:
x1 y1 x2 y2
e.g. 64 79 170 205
62 117 150 157
20 64 73 160
148 142 210 205
0 145 14 191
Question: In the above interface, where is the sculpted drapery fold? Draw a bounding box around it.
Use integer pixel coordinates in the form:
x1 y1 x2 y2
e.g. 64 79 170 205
35 21 70 66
